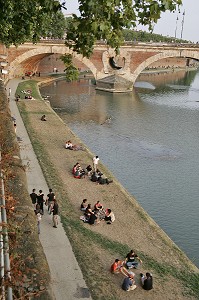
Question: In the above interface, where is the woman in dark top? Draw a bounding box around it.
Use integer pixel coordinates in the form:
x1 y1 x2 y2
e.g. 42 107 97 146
88 212 98 225
80 199 87 211
125 249 142 269
140 272 153 290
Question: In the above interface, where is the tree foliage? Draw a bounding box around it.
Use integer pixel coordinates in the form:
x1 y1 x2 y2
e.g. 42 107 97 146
66 0 182 57
0 0 182 54
0 0 65 46
40 11 67 39
60 54 79 81
122 29 188 43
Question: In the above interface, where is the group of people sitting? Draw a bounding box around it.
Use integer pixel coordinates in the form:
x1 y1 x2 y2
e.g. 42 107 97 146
80 199 115 225
72 161 113 186
90 169 113 185
25 94 33 99
20 89 33 99
111 249 153 292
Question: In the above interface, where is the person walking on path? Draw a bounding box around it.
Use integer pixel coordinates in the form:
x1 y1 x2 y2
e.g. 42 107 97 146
13 121 17 133
52 198 59 228
36 208 42 234
45 188 55 214
30 188 37 211
8 87 11 96
93 155 99 172
37 189 45 214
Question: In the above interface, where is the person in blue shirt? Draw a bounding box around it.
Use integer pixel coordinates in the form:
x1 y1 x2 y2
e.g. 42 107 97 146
122 273 137 291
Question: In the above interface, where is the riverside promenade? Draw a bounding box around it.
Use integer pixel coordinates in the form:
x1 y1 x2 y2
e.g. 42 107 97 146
7 79 92 300
6 77 199 300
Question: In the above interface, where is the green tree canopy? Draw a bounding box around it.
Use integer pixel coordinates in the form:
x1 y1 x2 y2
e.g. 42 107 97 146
41 11 67 39
0 0 182 56
0 0 64 45
66 0 182 57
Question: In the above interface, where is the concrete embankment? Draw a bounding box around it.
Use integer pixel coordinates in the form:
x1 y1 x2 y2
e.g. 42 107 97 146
13 77 199 299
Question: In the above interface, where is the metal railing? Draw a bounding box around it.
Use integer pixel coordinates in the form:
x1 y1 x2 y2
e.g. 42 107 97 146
0 150 13 299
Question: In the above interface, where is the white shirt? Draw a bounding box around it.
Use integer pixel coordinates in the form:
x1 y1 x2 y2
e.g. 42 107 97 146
65 142 73 149
93 157 99 165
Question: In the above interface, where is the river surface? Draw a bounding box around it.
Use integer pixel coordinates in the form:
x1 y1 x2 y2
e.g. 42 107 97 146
40 69 199 267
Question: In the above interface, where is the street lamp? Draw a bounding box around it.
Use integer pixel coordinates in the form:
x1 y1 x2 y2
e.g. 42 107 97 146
174 16 178 40
180 10 185 40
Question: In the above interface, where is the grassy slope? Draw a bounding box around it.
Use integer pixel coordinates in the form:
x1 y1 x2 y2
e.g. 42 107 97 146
16 80 199 300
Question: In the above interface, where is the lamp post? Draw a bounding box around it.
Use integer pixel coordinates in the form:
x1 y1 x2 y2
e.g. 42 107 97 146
174 16 178 40
180 10 185 40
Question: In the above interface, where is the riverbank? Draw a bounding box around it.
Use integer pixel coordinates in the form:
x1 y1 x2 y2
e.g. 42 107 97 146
16 78 199 300
141 66 199 75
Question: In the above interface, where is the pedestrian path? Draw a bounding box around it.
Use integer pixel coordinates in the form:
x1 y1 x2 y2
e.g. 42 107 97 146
7 79 92 300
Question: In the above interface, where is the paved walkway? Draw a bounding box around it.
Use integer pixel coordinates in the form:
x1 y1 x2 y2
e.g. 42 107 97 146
7 79 92 300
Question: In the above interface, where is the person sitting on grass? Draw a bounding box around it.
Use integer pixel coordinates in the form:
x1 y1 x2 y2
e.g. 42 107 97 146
122 273 137 292
65 140 85 151
73 163 85 178
94 200 103 212
41 114 47 121
72 163 80 174
86 165 92 176
98 176 113 185
80 199 88 211
110 259 129 277
65 140 73 150
91 169 103 183
104 208 115 224
90 171 99 182
125 249 142 269
84 204 94 221
88 211 99 225
140 272 153 290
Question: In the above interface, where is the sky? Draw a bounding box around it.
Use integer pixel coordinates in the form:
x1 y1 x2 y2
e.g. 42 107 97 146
64 0 198 43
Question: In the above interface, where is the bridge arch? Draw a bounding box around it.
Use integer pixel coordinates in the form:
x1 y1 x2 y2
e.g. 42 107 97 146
131 49 199 84
8 45 98 79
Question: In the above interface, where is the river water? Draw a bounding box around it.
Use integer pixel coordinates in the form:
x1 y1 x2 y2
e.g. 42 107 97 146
40 69 199 267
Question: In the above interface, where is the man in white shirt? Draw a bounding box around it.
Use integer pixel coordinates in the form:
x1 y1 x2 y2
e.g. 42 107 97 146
93 155 99 171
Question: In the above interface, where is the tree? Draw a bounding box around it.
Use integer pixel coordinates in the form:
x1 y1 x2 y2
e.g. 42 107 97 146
66 0 182 57
40 11 67 39
60 54 79 81
0 0 182 54
0 0 65 46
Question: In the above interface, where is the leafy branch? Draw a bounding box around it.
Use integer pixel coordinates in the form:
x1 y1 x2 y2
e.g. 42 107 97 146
60 54 79 81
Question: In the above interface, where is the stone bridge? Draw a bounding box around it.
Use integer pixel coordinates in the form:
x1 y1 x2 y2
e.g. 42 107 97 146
1 40 199 92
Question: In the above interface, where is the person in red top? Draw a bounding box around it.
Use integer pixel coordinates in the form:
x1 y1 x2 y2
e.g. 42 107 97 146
94 200 103 212
110 259 129 277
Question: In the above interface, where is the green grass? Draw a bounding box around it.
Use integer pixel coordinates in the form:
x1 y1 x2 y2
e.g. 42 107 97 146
15 80 43 100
